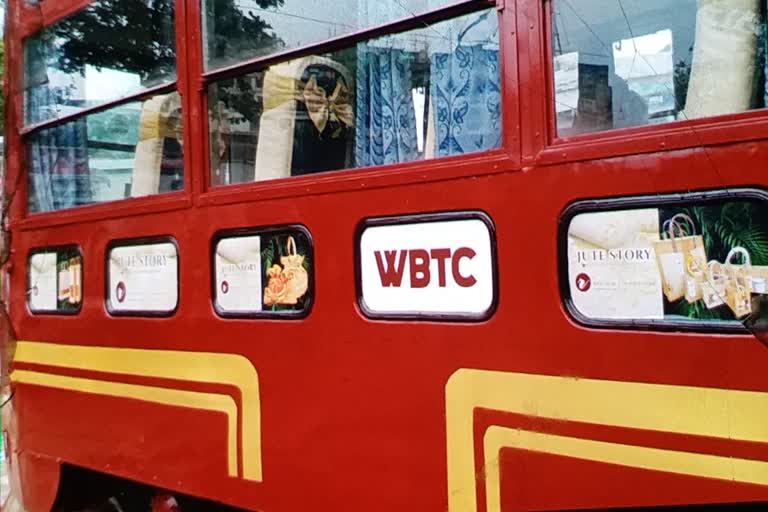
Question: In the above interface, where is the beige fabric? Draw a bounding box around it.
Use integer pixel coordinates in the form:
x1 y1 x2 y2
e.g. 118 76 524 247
254 56 352 181
131 93 181 197
682 0 760 119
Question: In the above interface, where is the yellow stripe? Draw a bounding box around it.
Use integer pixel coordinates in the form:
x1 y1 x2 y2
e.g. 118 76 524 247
11 369 238 477
14 340 262 481
446 369 768 512
483 426 768 512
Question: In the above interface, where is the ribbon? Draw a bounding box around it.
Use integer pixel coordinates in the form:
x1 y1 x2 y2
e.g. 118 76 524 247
263 72 353 134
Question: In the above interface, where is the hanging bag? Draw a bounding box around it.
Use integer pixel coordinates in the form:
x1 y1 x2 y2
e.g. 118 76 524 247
702 260 727 309
280 236 309 304
654 214 707 302
724 247 753 318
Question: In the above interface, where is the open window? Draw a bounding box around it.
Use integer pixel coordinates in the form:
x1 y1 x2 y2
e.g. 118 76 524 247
550 0 767 136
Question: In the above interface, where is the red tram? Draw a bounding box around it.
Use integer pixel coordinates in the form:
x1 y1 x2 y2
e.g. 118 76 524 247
4 0 768 510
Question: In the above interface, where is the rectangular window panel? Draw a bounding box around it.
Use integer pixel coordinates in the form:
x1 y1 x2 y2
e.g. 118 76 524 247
23 0 177 126
202 0 468 71
563 191 768 330
551 0 766 136
28 247 82 314
107 239 178 315
207 8 500 185
27 92 184 213
213 227 313 317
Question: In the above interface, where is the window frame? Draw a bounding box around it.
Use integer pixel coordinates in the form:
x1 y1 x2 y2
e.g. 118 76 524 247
104 235 181 317
193 0 520 203
210 224 314 320
557 187 768 334
9 0 196 229
536 0 768 166
26 244 84 315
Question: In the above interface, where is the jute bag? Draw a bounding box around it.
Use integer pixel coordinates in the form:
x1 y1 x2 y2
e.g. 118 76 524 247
749 265 768 294
725 247 753 318
654 214 707 302
280 236 309 304
703 260 727 309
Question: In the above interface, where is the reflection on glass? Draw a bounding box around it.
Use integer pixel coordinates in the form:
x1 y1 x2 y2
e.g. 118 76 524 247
551 0 766 135
23 0 176 126
27 92 184 213
207 8 500 185
203 0 462 70
567 200 768 323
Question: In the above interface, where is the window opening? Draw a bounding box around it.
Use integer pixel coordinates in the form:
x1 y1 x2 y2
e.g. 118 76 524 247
551 0 767 136
207 6 501 185
21 0 184 213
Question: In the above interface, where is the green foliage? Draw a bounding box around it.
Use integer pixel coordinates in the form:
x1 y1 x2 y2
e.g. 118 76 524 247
260 232 311 312
661 200 768 320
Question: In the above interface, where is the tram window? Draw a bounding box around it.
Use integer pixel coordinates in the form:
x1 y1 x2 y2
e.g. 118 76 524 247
212 227 313 317
551 0 767 136
207 8 500 185
27 92 184 213
27 247 82 314
562 191 768 330
106 239 179 316
22 0 176 126
203 0 467 71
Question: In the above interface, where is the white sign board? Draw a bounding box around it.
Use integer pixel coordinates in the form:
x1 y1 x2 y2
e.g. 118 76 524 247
359 216 495 317
108 242 178 313
214 235 263 313
29 252 57 311
567 208 664 320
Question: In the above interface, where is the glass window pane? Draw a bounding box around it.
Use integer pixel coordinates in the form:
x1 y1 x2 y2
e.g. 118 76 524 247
551 0 766 136
23 0 177 126
28 92 184 213
564 195 768 327
207 8 500 185
203 0 468 71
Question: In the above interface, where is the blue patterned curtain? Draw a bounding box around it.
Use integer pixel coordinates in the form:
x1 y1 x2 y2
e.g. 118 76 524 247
430 15 501 157
354 45 419 167
26 41 92 213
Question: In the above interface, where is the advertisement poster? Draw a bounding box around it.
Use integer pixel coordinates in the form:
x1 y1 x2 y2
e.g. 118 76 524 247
568 208 663 319
567 199 768 322
214 230 312 315
28 252 57 311
28 248 82 313
108 242 178 313
215 235 262 313
358 216 495 317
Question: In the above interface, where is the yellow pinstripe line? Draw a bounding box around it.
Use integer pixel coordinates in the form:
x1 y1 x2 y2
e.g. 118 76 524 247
446 369 768 512
11 369 239 476
483 426 768 512
14 340 262 481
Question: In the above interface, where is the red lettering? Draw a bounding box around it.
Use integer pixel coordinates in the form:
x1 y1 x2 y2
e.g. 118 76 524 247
452 247 476 287
430 248 451 287
409 249 431 288
375 250 406 287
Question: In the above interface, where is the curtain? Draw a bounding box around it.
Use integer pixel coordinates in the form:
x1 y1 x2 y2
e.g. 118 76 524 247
355 46 419 167
429 12 501 157
26 39 92 213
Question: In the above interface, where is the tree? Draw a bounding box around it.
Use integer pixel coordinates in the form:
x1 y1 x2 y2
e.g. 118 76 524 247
47 0 285 118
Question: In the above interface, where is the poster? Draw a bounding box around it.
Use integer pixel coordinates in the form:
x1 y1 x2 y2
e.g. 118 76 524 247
215 235 262 313
108 242 178 313
566 199 768 323
213 229 312 315
28 252 57 311
358 215 495 317
567 208 664 320
28 248 82 313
